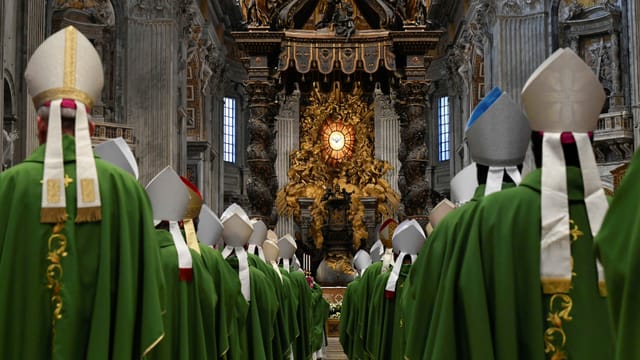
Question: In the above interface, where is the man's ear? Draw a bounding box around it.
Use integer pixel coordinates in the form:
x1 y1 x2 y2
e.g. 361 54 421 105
37 116 48 145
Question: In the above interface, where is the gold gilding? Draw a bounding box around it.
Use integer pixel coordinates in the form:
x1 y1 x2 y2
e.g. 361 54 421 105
32 88 94 109
80 178 96 203
544 293 573 359
183 219 201 255
46 223 68 345
47 179 62 204
63 27 77 88
275 82 399 249
184 187 203 220
541 278 572 294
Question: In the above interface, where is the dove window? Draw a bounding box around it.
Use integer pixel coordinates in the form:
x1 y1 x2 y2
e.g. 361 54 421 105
223 97 236 163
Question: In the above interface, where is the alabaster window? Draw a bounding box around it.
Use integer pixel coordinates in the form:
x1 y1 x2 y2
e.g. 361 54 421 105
437 96 450 162
223 97 236 163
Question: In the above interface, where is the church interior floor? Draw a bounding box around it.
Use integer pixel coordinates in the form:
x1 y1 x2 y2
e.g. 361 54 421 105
324 337 348 359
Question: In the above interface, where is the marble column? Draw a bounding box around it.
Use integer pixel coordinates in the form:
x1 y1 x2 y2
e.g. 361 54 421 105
124 18 179 185
395 80 430 220
275 88 300 237
245 80 278 225
374 86 401 194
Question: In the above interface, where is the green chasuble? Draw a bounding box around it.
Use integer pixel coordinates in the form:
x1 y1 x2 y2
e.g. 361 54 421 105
283 269 314 360
351 261 385 360
0 135 165 359
365 263 412 360
154 230 218 359
226 255 279 360
339 275 361 358
247 254 294 360
596 151 640 359
453 167 614 359
199 245 248 359
402 184 503 360
310 282 330 354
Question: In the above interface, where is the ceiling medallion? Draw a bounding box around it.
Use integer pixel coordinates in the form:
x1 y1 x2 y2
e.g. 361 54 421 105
321 119 355 167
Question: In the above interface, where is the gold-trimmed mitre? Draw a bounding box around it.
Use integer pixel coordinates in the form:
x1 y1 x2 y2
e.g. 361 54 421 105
25 26 103 110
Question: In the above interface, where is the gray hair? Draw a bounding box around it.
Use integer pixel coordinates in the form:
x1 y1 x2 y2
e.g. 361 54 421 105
37 104 93 121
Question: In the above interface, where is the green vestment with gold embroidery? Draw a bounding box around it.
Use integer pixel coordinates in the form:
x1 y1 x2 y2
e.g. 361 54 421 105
449 167 614 359
596 151 640 359
0 136 165 359
154 230 218 359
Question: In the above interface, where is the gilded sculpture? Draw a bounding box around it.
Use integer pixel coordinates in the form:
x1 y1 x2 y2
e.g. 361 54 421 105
276 82 400 249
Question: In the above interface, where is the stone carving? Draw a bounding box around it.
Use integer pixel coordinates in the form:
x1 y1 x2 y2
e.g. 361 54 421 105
53 0 116 25
2 129 18 170
130 0 171 20
498 0 543 16
315 0 355 40
278 84 300 120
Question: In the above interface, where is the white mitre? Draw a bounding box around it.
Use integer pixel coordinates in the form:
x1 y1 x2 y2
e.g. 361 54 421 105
465 86 530 195
450 162 478 205
521 48 607 295
25 26 104 223
385 219 426 296
197 204 223 247
145 166 192 280
94 137 139 180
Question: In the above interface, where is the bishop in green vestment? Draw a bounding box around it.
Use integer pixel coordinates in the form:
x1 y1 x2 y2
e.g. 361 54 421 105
403 86 529 360
595 150 640 359
199 244 248 359
0 26 165 359
154 229 218 359
0 136 166 359
454 164 614 359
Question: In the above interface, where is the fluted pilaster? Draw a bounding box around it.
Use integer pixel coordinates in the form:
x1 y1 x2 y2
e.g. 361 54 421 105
630 0 640 149
374 89 400 194
275 89 300 236
125 20 178 185
23 0 47 154
494 13 546 102
245 80 278 225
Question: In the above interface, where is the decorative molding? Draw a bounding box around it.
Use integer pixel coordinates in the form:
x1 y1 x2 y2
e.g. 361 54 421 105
498 0 544 17
129 0 172 20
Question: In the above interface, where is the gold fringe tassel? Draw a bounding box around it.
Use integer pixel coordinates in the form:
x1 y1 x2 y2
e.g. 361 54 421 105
598 281 608 297
541 277 572 294
75 206 102 223
41 208 68 224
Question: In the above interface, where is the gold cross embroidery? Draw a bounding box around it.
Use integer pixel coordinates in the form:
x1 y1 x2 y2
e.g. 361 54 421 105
40 174 74 188
569 219 584 242
63 174 74 188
